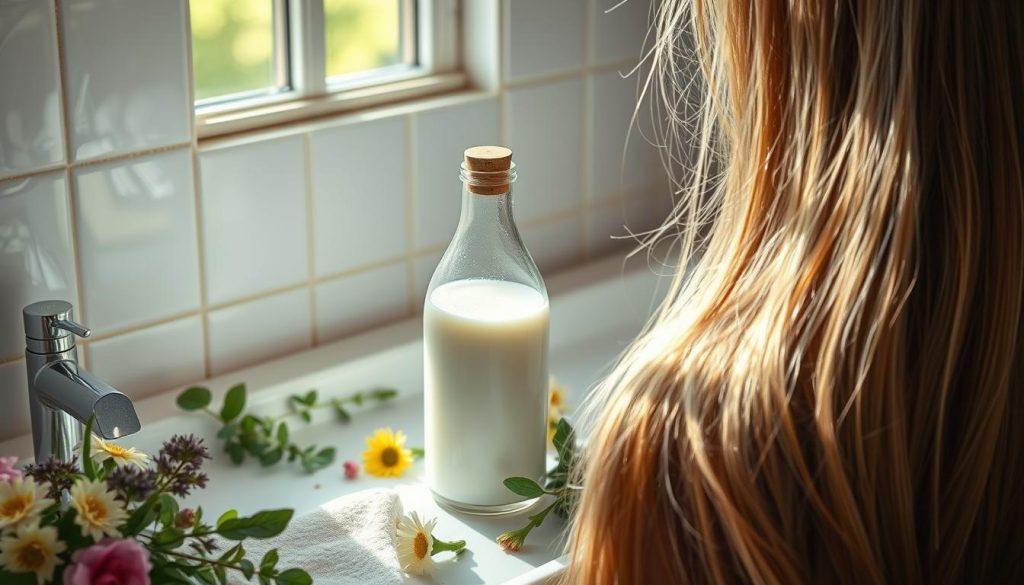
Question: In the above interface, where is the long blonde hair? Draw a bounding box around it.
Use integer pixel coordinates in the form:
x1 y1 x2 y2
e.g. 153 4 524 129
568 0 1024 583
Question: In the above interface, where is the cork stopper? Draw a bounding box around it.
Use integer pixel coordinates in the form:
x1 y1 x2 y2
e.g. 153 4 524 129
464 146 513 195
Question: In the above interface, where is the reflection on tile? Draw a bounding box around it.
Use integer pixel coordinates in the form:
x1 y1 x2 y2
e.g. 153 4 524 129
0 173 77 357
0 0 64 177
87 316 204 399
315 263 408 343
0 360 30 441
207 288 310 376
412 98 499 249
590 70 662 202
505 0 586 81
310 116 408 276
74 149 199 332
61 0 191 160
199 136 308 305
522 216 585 275
591 0 652 65
506 78 584 221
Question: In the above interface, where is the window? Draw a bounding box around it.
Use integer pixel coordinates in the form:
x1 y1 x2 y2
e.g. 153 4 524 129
191 0 462 137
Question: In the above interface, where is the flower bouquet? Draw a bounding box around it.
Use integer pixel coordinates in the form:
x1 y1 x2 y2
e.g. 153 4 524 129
0 419 310 585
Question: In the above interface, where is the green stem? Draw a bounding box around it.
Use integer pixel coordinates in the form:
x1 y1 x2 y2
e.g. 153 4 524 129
431 537 467 556
527 500 557 529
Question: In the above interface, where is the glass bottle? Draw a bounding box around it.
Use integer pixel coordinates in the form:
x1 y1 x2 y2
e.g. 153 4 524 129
424 146 549 515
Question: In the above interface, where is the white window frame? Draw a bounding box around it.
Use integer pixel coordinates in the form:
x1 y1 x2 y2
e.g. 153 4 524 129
195 0 464 139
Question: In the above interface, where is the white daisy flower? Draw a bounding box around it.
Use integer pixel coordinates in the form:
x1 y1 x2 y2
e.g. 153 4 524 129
69 479 128 542
0 522 66 584
0 478 53 532
396 511 438 575
88 437 149 469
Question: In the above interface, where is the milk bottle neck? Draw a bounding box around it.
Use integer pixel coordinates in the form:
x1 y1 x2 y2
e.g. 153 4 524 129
457 187 516 232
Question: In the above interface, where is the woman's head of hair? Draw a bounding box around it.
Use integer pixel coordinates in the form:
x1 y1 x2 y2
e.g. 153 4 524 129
567 1 1024 583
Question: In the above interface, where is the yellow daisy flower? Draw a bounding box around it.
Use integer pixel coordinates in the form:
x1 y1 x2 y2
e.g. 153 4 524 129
0 522 66 584
362 428 413 478
547 377 570 443
396 511 437 575
69 479 128 542
0 478 53 532
89 437 149 469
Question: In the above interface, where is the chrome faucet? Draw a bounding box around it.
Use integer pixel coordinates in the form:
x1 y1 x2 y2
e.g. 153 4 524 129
23 300 141 464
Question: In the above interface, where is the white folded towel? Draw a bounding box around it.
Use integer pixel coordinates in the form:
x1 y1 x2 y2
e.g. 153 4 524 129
226 488 404 585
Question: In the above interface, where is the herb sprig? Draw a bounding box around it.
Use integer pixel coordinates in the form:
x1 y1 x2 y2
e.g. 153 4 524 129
497 418 581 552
177 383 398 473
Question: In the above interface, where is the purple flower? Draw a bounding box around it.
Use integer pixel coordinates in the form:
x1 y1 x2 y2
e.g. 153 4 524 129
23 456 80 499
63 538 151 585
106 466 157 502
155 435 210 497
0 456 21 481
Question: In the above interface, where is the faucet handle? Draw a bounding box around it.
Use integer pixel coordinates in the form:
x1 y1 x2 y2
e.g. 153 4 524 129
55 319 91 338
23 300 89 341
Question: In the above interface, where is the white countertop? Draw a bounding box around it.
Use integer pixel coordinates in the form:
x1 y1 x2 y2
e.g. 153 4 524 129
1 256 667 584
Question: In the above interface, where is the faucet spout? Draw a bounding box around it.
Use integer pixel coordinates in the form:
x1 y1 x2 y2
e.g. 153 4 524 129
23 300 141 463
36 363 141 439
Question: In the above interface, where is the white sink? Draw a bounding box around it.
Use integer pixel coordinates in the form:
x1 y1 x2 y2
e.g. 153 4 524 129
1 256 667 584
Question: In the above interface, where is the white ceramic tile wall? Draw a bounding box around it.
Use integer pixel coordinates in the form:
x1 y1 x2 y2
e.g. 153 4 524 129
504 0 586 82
74 149 200 333
0 0 64 176
412 98 500 249
315 264 409 344
0 0 670 441
310 117 408 276
0 172 78 357
61 0 191 160
86 316 205 400
207 289 311 377
506 78 585 221
199 136 309 305
590 70 663 202
590 0 654 65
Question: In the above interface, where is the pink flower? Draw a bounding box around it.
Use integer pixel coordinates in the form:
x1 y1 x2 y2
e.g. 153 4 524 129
343 460 359 480
0 456 21 481
174 508 195 529
64 538 151 585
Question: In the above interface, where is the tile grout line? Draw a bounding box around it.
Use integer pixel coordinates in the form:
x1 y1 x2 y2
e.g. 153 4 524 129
181 0 212 380
403 114 417 316
581 0 597 261
51 0 89 367
303 134 319 346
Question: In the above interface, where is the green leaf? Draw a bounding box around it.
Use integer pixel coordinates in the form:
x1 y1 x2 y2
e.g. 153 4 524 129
177 386 213 411
410 447 425 459
152 527 185 550
552 418 575 464
239 559 256 580
218 509 294 540
300 447 335 473
157 493 179 526
333 403 351 423
298 410 312 424
121 498 159 535
275 568 313 585
276 422 289 445
302 390 318 406
241 415 260 434
214 565 228 585
196 567 218 585
220 383 247 423
217 424 238 440
0 569 39 585
151 562 194 584
351 392 364 407
226 442 246 465
216 509 238 528
82 416 96 480
371 388 398 401
259 575 272 585
503 477 546 498
259 447 283 466
217 543 242 563
260 549 279 571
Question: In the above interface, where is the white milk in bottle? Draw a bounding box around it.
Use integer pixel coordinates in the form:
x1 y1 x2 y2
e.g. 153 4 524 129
424 146 549 514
